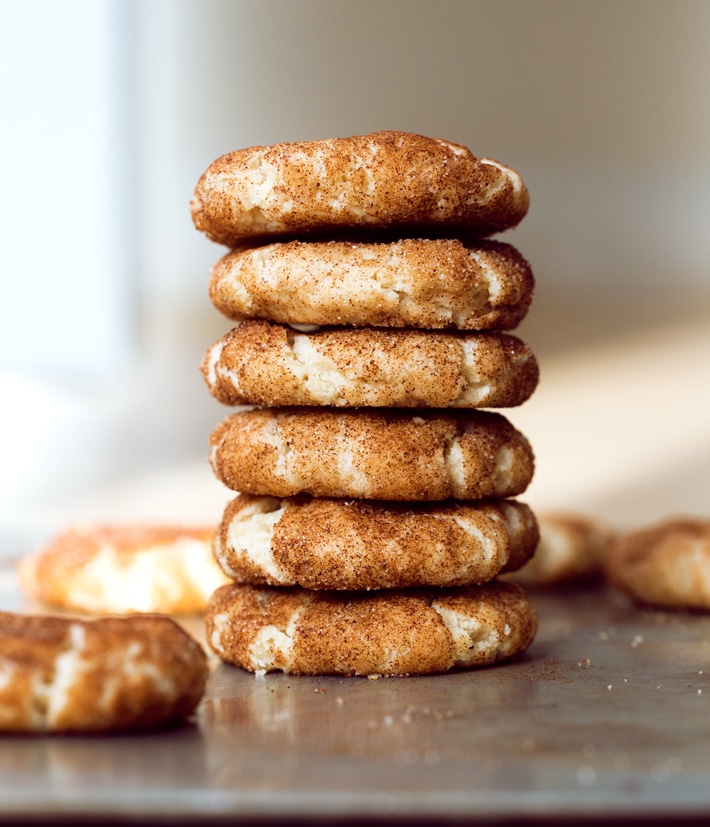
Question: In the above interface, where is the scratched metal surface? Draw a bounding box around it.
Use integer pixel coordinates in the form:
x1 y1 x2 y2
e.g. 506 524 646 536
2 570 710 825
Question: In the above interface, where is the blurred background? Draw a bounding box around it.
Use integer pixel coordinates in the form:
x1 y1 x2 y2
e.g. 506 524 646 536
1 0 709 552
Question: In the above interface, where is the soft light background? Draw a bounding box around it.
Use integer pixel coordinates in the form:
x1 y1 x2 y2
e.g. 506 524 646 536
1 0 708 552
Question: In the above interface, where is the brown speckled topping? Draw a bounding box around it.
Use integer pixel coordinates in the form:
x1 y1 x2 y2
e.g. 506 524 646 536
191 131 529 245
208 407 535 501
204 580 537 676
208 238 533 331
202 320 539 408
0 612 208 732
214 494 539 590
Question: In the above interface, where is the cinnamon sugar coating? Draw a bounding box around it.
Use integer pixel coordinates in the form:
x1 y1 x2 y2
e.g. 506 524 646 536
214 494 538 590
19 524 229 615
191 131 529 246
202 320 539 409
205 580 537 676
208 238 533 331
504 512 614 588
209 407 534 501
603 517 710 610
0 612 208 732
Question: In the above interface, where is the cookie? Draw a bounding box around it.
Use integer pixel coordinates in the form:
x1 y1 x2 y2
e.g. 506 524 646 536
603 517 710 610
18 524 230 615
504 512 613 587
0 611 208 732
208 238 533 331
202 320 539 409
209 408 535 501
191 131 529 246
205 580 537 676
214 494 538 590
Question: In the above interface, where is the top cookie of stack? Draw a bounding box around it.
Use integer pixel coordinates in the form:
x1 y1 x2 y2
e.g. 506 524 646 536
192 131 540 677
191 130 529 245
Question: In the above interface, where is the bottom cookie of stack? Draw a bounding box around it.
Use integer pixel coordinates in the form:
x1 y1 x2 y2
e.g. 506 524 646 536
204 494 539 676
205 580 536 678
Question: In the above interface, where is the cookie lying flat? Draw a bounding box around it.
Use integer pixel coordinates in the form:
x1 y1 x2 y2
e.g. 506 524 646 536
0 612 208 732
214 494 538 590
209 408 534 501
203 320 539 409
205 581 537 676
208 238 533 331
19 524 229 615
603 517 710 610
504 512 613 588
191 131 529 246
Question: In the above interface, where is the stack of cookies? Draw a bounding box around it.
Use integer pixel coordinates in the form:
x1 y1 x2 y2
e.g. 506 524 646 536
191 131 540 677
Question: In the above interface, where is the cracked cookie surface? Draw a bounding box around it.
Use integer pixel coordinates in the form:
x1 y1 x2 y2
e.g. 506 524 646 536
209 408 535 501
205 580 537 676
208 238 533 331
214 494 538 590
0 612 208 732
191 131 529 246
203 320 539 409
19 524 229 615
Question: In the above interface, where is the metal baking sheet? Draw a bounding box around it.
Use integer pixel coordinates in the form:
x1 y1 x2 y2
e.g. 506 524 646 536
2 567 710 825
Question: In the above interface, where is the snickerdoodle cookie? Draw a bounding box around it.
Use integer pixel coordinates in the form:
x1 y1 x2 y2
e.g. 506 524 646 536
214 494 538 590
0 611 208 732
19 524 229 615
205 580 537 676
505 512 614 587
202 320 539 409
191 131 529 245
209 407 534 501
208 238 533 331
603 517 710 610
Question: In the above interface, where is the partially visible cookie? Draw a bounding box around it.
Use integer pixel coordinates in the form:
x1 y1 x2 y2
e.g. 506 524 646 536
603 517 710 610
208 238 533 331
19 524 229 615
209 408 535 501
202 320 539 409
191 131 529 246
0 611 208 732
504 512 614 587
205 580 537 676
214 494 538 590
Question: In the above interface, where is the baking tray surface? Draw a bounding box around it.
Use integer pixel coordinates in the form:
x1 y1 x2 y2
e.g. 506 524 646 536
2 572 710 824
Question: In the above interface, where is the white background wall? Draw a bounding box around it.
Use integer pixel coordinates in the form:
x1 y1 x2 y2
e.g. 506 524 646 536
1 0 709 541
